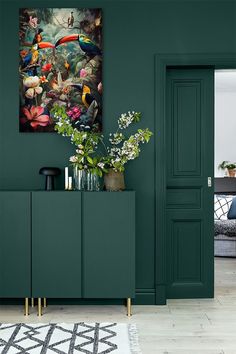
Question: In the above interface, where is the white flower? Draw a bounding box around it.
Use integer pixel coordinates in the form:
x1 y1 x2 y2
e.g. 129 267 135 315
98 162 105 169
76 150 84 155
34 86 43 95
117 111 141 129
25 88 35 99
23 76 40 88
69 155 77 162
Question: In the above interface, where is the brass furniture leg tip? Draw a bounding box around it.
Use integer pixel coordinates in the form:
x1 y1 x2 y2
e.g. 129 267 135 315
38 298 42 316
24 298 29 316
127 298 132 317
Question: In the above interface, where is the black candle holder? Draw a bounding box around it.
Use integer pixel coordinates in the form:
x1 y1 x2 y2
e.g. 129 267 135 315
39 167 61 190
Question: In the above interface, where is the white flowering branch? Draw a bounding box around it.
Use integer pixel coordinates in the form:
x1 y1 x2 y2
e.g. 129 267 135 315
102 111 152 172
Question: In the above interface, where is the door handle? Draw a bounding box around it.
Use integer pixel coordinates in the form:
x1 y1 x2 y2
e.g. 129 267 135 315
208 177 212 187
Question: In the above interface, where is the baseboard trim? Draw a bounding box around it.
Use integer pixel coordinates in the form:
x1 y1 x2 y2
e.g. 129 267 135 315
155 285 166 305
134 289 156 304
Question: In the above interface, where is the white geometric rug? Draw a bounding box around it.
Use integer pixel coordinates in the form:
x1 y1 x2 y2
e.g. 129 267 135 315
0 322 141 354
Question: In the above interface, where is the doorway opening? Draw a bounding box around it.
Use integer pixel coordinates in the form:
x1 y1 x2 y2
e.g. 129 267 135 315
214 69 236 295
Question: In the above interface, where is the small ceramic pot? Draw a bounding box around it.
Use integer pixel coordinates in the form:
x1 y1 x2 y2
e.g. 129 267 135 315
104 169 125 191
228 168 236 178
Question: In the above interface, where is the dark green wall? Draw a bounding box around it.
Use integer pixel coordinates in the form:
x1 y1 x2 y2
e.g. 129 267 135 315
0 0 235 303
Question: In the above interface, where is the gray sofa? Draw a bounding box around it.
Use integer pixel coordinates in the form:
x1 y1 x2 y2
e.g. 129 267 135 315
214 178 236 257
214 220 236 257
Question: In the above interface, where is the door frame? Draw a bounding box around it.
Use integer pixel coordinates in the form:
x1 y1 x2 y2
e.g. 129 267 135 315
155 53 236 305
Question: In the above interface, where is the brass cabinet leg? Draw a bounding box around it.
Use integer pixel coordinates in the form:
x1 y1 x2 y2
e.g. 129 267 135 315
43 298 47 308
24 298 29 316
31 298 34 308
38 298 42 316
127 298 132 317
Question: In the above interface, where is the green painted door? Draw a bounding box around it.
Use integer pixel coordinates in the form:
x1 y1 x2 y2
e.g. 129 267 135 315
83 192 135 298
166 68 214 298
0 192 31 297
32 192 82 298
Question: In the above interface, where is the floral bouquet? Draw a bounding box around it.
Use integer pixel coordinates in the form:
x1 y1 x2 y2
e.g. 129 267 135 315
52 106 152 190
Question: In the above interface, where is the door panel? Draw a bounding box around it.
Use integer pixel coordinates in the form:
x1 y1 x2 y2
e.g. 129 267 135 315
172 83 201 176
167 188 201 209
166 68 214 298
83 192 135 298
32 192 82 298
0 192 31 297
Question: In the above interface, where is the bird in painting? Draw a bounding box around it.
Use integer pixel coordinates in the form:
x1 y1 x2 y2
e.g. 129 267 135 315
32 28 43 45
68 12 74 28
21 42 55 75
64 59 70 71
75 100 99 128
55 34 102 58
70 83 96 108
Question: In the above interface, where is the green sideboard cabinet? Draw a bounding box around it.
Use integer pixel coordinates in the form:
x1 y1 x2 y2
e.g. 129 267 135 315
0 190 135 316
0 192 31 298
83 192 135 299
32 191 82 298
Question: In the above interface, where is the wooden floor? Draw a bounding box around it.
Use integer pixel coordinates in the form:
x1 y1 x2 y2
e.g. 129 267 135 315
0 257 236 353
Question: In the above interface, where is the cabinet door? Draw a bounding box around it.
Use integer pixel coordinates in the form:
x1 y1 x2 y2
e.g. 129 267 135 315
32 192 82 298
83 192 135 298
0 192 31 297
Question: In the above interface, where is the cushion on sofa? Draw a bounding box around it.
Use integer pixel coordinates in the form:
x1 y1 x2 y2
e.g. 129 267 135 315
214 195 233 220
214 219 236 237
228 197 236 219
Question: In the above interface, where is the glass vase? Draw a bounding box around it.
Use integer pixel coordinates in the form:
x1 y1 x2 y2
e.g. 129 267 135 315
86 171 100 191
73 166 86 190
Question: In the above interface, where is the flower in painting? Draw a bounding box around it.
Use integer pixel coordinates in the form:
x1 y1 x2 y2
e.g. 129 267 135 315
67 106 82 121
23 76 40 88
29 16 38 29
97 82 102 94
80 68 87 78
41 63 52 72
40 75 48 84
20 50 28 58
23 76 43 99
21 106 50 128
24 88 35 99
25 86 43 98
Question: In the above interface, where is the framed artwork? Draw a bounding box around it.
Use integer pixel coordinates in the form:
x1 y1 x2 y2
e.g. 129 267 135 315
19 8 102 132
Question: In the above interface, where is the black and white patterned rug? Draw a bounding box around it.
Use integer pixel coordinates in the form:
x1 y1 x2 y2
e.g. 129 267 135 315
0 322 141 354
